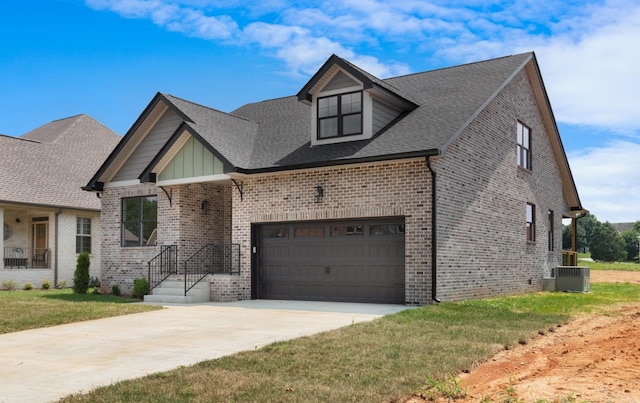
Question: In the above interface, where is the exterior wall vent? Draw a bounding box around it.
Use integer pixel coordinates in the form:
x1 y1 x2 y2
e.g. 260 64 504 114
555 266 590 292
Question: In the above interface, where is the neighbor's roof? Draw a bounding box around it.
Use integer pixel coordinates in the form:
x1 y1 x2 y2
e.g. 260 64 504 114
0 114 121 211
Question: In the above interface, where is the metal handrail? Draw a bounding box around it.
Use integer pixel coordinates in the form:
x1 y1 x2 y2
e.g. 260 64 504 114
3 247 50 269
183 243 240 295
148 245 178 291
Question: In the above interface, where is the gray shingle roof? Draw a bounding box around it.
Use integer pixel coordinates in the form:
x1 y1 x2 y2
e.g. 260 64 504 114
229 52 532 170
0 115 121 210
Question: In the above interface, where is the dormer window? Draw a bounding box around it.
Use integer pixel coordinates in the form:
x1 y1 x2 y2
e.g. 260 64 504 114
318 91 363 139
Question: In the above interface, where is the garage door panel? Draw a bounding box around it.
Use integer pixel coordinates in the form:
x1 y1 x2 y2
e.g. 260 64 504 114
259 219 405 304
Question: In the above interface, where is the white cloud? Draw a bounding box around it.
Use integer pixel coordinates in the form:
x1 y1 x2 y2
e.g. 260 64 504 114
568 141 640 223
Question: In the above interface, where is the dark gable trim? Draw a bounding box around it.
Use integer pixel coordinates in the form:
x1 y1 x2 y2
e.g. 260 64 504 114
139 122 235 183
297 55 376 103
83 92 195 191
234 149 440 175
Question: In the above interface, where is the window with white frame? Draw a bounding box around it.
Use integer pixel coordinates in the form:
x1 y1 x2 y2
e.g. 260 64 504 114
517 121 531 170
76 217 92 254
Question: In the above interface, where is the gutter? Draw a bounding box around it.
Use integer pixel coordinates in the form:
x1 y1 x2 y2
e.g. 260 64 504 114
54 209 62 286
425 153 442 303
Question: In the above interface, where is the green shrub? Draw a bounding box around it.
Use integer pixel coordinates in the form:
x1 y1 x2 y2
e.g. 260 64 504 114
57 280 68 289
111 284 121 296
41 279 51 290
133 277 149 299
89 276 100 288
23 282 33 291
2 279 17 291
72 252 91 294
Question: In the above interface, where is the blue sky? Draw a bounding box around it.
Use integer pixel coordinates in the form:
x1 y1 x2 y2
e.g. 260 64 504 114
1 0 639 223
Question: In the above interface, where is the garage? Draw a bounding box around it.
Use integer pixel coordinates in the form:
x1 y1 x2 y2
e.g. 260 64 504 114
256 219 405 304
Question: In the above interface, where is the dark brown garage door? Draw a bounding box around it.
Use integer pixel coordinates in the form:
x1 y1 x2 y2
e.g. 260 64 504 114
257 219 405 304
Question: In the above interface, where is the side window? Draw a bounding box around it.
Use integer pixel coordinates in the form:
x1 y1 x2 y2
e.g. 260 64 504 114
526 203 536 242
122 196 157 247
76 217 91 254
548 210 554 251
517 121 531 170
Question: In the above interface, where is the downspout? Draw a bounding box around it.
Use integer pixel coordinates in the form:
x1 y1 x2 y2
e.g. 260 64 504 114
54 209 62 286
425 155 442 303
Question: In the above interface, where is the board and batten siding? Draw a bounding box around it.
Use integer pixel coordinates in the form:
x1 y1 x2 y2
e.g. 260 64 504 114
112 109 183 182
372 99 402 134
159 136 224 181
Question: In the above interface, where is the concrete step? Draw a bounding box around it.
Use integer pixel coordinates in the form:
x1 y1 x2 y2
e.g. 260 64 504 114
144 275 210 304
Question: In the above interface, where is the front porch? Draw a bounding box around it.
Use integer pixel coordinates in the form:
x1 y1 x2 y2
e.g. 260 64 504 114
3 247 50 269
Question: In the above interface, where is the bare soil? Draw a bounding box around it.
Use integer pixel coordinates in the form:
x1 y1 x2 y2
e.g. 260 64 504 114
405 270 640 403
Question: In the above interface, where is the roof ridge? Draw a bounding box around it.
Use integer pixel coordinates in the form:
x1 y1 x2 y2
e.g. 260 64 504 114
384 52 534 81
0 133 41 143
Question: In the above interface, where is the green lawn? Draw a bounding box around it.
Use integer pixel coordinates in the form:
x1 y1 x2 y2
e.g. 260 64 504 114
579 258 640 271
59 282 640 402
0 289 161 334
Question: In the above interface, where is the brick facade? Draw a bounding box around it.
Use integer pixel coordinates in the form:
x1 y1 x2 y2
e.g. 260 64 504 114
433 69 566 301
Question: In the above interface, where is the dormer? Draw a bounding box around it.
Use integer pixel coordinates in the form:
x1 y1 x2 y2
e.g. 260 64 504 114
297 55 418 146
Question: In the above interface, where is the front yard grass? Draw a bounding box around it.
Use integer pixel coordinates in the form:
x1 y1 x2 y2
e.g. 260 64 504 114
60 282 640 402
0 289 161 334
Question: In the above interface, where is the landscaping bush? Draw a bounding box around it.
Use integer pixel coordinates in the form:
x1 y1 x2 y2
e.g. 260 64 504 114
57 280 68 289
72 252 91 294
23 282 33 291
111 284 121 296
2 279 17 291
132 277 149 299
41 279 51 290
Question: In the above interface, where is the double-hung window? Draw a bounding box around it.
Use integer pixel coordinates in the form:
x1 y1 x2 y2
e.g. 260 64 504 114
76 217 91 254
317 91 362 139
526 203 536 242
517 122 531 170
122 196 157 247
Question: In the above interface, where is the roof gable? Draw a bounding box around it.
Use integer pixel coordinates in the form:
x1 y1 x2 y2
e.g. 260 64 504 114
1 115 120 210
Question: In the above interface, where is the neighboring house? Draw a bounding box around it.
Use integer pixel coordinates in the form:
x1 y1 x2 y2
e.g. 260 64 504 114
1 115 121 288
84 52 586 304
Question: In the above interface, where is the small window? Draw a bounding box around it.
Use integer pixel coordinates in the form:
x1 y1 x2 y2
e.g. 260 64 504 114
370 224 405 236
331 224 364 236
317 91 362 139
76 217 92 254
517 122 531 170
526 203 536 242
122 196 157 247
548 210 554 251
264 227 289 238
294 227 325 238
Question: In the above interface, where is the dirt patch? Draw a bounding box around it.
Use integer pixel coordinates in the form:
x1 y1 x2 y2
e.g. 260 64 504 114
405 270 640 403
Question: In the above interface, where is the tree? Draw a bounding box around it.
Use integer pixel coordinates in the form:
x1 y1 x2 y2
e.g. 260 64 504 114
562 224 573 250
73 252 91 294
577 213 600 251
590 222 625 262
622 229 640 261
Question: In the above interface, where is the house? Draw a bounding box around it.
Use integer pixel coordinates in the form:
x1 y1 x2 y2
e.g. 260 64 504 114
83 52 586 304
1 115 121 288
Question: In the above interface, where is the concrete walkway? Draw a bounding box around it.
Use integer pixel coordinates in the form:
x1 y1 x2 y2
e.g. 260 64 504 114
0 300 410 403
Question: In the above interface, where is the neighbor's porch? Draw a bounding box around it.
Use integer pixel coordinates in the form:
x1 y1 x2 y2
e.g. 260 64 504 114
1 207 52 270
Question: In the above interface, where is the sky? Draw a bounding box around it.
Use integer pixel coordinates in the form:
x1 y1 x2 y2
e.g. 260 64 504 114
1 0 639 223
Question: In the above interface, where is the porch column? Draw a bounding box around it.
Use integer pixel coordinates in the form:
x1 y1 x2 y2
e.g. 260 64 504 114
0 208 4 266
571 216 577 252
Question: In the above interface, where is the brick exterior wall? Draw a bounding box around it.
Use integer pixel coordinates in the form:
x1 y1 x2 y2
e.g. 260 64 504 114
231 159 433 305
100 182 231 295
432 69 567 301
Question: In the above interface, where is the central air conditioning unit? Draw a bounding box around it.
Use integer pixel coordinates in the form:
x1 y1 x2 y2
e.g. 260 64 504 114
555 266 590 292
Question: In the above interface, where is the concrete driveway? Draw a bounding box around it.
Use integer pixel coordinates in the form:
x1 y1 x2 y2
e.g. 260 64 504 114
0 300 409 403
